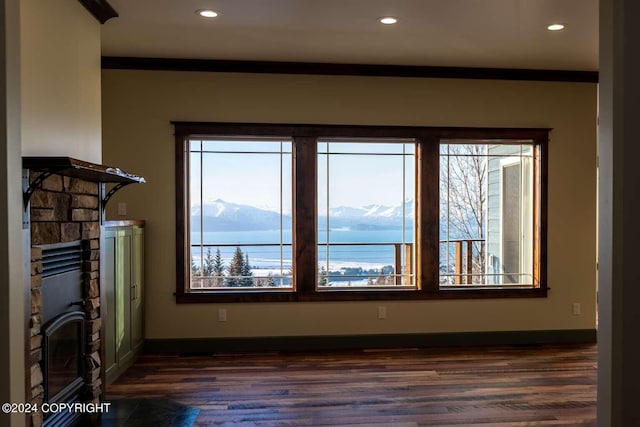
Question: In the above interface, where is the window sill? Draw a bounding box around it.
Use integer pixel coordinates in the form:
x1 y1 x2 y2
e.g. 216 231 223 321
175 287 547 303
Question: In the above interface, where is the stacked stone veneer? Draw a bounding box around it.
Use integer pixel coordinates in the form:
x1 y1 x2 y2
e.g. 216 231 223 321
28 173 102 427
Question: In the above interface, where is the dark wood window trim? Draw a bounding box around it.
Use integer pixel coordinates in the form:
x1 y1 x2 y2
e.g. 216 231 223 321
174 122 549 303
293 136 317 297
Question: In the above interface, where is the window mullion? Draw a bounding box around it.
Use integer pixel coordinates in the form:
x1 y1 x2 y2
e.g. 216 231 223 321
293 136 317 296
417 137 440 292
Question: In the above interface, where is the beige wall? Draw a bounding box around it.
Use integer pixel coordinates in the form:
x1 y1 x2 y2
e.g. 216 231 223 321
20 0 101 162
102 70 597 339
2 1 102 421
1 0 26 424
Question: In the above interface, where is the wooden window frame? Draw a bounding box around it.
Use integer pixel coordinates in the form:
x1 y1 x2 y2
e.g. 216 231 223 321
174 122 549 303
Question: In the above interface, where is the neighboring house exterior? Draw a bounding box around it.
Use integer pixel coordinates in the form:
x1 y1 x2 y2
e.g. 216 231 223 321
486 144 533 285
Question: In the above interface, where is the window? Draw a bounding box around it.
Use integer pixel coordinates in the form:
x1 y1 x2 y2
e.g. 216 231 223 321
317 139 416 289
188 138 292 290
175 123 548 303
439 142 534 287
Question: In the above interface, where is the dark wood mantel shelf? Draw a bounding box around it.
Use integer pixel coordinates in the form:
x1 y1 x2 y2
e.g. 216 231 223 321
22 156 145 226
23 157 145 185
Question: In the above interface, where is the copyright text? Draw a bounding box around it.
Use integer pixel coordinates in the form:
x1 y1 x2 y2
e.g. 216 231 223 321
2 402 111 414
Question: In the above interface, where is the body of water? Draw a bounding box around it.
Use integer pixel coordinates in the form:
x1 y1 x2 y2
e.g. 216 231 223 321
191 229 414 271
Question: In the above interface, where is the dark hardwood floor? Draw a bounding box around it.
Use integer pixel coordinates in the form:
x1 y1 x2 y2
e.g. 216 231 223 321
102 343 597 426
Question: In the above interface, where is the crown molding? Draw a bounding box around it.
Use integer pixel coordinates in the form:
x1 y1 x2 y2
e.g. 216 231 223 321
102 56 598 83
78 0 118 24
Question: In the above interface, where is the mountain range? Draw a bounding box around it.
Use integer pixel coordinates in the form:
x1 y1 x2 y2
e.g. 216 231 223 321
190 199 414 232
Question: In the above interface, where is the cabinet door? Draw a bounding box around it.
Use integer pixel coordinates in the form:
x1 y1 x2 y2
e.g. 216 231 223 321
103 230 117 378
116 229 133 363
131 227 144 350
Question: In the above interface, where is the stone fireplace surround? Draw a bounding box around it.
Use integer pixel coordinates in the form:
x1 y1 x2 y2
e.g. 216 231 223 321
28 174 101 427
23 157 144 427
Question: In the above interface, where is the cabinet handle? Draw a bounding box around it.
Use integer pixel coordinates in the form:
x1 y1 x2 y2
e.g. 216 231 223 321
131 284 137 300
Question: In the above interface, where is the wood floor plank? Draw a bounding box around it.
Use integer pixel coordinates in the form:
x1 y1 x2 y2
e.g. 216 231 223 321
107 343 596 426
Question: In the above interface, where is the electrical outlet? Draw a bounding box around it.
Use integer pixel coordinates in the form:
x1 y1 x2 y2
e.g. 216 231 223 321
572 303 581 316
117 202 127 216
377 306 387 319
217 308 227 322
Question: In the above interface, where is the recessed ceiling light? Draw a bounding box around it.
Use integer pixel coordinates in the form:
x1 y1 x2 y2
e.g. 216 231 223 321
378 17 398 25
196 9 219 18
547 23 565 31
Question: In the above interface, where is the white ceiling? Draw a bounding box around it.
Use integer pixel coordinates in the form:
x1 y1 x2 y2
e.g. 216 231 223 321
101 0 598 71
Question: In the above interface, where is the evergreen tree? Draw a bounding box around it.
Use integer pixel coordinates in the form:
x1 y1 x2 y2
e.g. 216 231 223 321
203 248 214 276
191 256 200 277
212 248 225 286
227 247 245 287
241 253 253 286
318 265 328 287
266 273 276 287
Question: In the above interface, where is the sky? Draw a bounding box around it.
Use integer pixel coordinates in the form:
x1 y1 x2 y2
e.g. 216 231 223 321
190 139 415 211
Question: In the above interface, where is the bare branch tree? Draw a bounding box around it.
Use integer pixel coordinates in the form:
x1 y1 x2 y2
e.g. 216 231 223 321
441 144 487 283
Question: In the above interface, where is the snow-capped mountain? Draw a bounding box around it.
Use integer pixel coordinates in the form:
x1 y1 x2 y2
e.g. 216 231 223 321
360 201 414 219
191 199 292 232
191 199 414 232
325 201 413 219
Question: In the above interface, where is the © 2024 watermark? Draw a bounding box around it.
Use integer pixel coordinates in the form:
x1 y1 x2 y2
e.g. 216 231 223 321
2 402 111 415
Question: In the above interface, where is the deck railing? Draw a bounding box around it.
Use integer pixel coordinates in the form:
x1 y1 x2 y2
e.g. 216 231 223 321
191 239 490 287
445 238 485 285
191 242 415 287
317 242 414 286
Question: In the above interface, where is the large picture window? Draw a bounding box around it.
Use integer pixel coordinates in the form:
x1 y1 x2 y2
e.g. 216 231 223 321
175 123 548 303
439 142 534 286
189 138 292 289
317 139 416 289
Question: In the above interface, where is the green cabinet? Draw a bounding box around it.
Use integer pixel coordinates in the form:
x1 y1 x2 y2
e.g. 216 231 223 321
103 222 144 385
